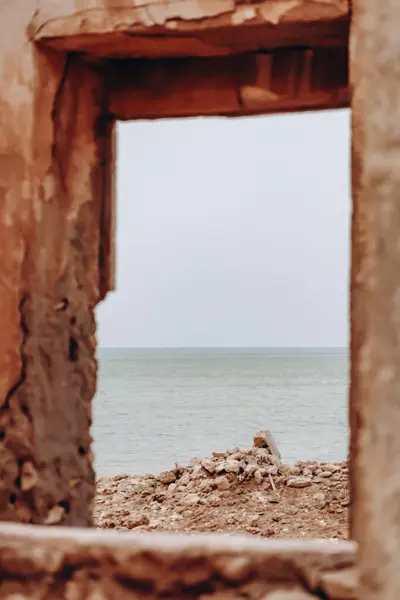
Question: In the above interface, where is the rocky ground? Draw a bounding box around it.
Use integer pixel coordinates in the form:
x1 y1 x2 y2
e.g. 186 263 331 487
95 432 349 539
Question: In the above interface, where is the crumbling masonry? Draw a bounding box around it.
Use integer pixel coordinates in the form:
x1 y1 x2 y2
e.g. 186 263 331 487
0 2 398 599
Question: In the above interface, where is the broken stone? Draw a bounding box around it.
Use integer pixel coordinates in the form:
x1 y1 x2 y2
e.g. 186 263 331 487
201 459 216 474
229 452 245 461
313 492 326 503
253 430 281 460
179 472 191 485
214 555 252 582
198 479 214 493
286 477 312 488
215 476 230 491
192 465 205 478
245 464 257 476
216 459 241 474
322 463 340 473
223 459 242 473
158 470 176 484
20 461 38 491
182 493 201 506
281 465 301 476
167 483 177 495
44 505 66 525
266 465 279 475
320 568 357 599
254 469 264 484
253 430 269 448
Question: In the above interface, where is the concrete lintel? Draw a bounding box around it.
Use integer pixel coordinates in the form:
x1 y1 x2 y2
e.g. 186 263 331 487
106 47 349 120
32 0 349 59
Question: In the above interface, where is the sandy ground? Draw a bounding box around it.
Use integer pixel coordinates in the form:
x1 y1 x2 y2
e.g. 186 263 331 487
95 436 349 539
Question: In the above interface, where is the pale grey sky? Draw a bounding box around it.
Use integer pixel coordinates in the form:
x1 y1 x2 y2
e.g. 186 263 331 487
97 109 351 348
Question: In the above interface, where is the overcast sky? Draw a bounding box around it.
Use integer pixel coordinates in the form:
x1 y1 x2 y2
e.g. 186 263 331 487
97 109 350 348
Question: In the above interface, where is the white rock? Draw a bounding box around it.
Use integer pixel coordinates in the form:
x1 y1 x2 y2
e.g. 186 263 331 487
215 476 230 491
229 452 245 461
313 492 326 502
287 466 301 476
170 513 182 521
192 465 205 478
254 469 264 484
167 483 177 495
182 493 201 506
44 505 66 525
322 463 340 473
20 462 38 491
287 477 312 488
244 464 257 476
201 459 216 474
199 479 214 492
207 492 221 504
179 472 191 485
266 465 279 475
222 460 242 473
212 451 226 458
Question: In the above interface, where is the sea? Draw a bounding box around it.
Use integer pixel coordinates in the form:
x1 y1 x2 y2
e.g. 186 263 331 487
93 348 348 476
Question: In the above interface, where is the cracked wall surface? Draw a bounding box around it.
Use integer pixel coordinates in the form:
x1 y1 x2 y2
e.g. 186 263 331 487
33 0 349 59
0 0 112 526
350 0 400 599
0 526 357 600
0 0 348 529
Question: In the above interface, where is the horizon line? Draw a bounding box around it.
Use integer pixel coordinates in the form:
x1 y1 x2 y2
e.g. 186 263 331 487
98 345 348 350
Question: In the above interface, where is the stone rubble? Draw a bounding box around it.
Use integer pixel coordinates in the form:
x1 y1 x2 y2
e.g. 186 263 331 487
95 434 349 539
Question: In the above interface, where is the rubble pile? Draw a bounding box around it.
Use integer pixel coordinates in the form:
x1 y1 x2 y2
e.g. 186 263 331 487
95 431 349 539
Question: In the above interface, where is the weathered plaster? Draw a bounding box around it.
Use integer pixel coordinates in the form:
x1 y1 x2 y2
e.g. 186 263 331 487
32 0 349 59
350 1 400 598
0 1 113 526
1 0 349 533
0 525 357 599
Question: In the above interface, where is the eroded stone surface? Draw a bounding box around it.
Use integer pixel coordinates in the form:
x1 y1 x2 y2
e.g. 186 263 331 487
1 0 349 531
33 0 349 59
321 568 357 599
350 0 400 598
0 1 114 526
0 524 356 599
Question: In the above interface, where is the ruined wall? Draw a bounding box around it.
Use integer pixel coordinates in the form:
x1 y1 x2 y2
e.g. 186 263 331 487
350 0 400 598
0 1 112 526
0 525 356 600
33 0 349 58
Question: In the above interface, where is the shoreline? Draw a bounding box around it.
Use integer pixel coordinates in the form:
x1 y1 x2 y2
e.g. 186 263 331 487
95 433 349 539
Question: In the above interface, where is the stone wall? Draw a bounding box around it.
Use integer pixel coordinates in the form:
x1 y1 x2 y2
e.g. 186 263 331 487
0 525 356 600
0 1 113 526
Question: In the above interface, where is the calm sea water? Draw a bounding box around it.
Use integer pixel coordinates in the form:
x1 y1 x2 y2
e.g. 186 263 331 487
93 348 348 475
